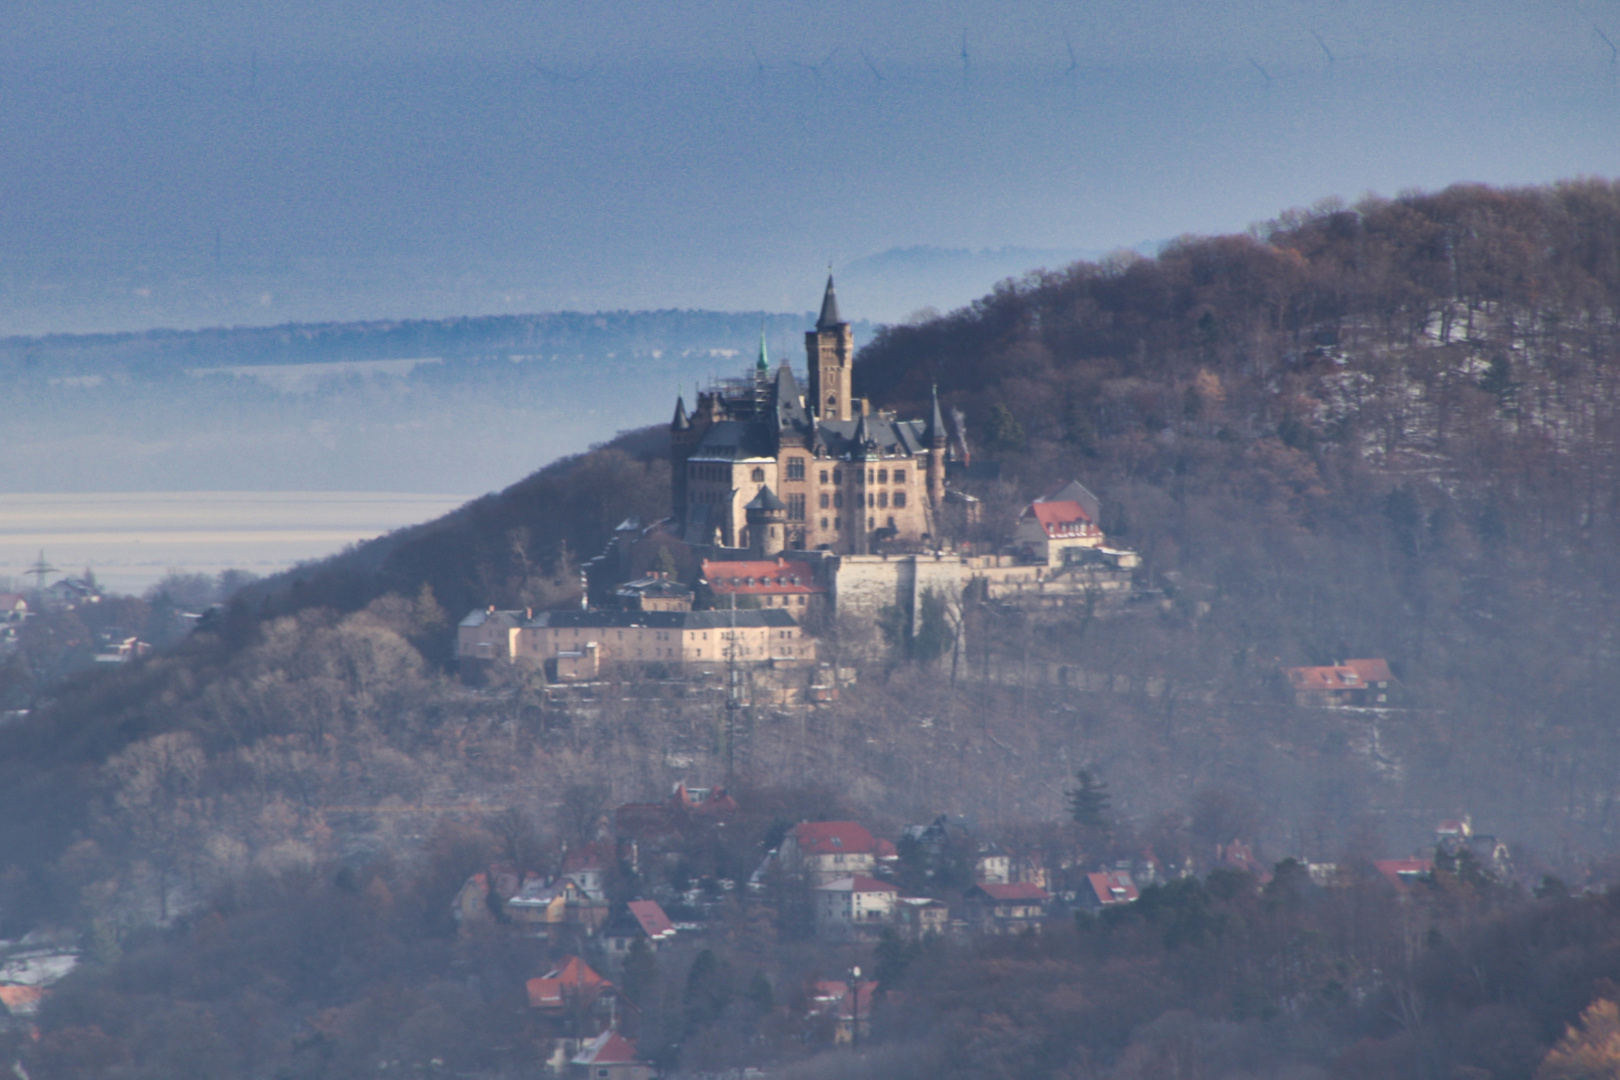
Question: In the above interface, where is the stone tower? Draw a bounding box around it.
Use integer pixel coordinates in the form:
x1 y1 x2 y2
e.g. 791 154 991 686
745 486 787 557
805 274 853 421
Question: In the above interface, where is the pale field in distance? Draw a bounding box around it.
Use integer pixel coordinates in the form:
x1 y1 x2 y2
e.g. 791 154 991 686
0 492 471 596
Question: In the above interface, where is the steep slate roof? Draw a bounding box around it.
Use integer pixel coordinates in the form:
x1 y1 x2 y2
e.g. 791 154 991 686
816 875 899 894
671 394 690 430
774 363 809 428
790 821 878 856
817 274 842 329
572 1030 644 1066
811 416 927 459
744 485 785 512
459 609 522 629
526 608 799 630
688 419 778 461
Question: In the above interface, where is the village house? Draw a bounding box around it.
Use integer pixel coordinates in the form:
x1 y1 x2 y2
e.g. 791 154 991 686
894 896 951 940
814 875 899 939
1375 859 1434 891
1283 657 1396 707
964 882 1051 933
778 821 881 885
527 956 618 1027
0 594 27 622
570 1030 655 1080
603 900 676 958
808 979 878 1045
1079 870 1140 911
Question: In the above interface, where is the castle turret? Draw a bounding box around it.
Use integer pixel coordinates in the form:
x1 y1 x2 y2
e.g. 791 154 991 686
927 384 947 511
806 274 853 422
744 486 787 557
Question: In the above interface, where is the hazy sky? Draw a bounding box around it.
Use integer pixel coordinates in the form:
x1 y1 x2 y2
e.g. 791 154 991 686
2 1 1618 331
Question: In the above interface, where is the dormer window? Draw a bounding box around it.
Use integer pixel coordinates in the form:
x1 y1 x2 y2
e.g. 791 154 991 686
751 467 765 482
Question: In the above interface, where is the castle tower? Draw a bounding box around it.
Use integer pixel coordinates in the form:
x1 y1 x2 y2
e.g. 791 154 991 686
744 486 787 557
670 393 693 518
926 384 947 512
805 274 853 422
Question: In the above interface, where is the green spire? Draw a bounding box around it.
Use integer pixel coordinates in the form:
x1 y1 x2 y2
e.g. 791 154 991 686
756 324 769 374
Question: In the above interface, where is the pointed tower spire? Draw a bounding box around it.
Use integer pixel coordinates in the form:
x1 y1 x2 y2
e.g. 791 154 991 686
928 384 946 445
671 393 690 430
756 324 770 374
816 273 842 330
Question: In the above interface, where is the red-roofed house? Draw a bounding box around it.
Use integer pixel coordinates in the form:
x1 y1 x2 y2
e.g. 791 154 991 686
815 876 899 938
780 822 879 885
0 984 45 1017
604 900 677 957
809 980 878 1044
570 1030 654 1080
1284 658 1396 707
1015 499 1104 565
527 956 615 1011
1375 859 1434 891
701 556 826 614
1080 871 1140 910
965 881 1051 933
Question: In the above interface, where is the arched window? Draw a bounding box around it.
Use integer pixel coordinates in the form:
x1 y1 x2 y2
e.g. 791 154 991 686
751 467 765 482
827 395 838 412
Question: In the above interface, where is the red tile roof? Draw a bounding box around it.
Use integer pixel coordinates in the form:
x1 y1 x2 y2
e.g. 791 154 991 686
1340 658 1394 684
703 558 824 595
526 956 613 1008
0 985 44 1014
1375 859 1433 890
790 821 877 857
1285 665 1363 691
811 980 878 1021
1085 871 1139 906
1024 500 1095 538
572 1030 644 1066
976 882 1052 902
816 875 899 893
628 899 676 940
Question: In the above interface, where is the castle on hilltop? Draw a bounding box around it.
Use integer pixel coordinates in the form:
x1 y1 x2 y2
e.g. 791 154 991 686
671 275 945 556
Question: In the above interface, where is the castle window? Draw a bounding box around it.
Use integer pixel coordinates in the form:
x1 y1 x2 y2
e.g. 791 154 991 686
894 469 906 483
820 470 829 483
868 469 875 483
832 469 842 484
820 517 828 528
787 457 805 481
887 516 897 529
833 493 843 509
878 469 888 483
867 494 875 507
868 516 875 529
894 491 907 508
751 467 765 482
878 492 888 508
834 517 841 529
819 493 829 509
788 494 806 521
828 395 837 412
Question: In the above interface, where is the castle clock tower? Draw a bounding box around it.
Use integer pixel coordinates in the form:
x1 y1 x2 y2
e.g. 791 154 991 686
805 274 853 421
